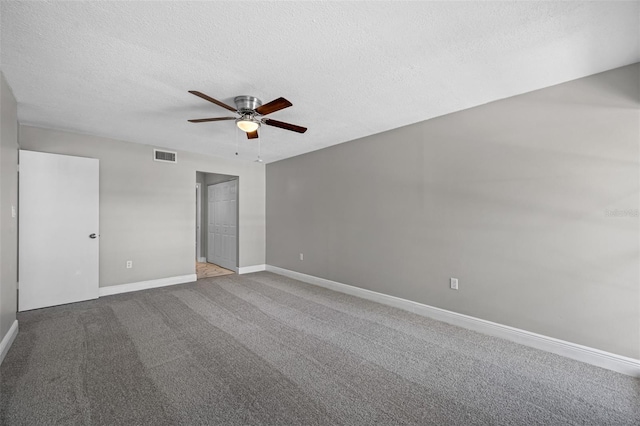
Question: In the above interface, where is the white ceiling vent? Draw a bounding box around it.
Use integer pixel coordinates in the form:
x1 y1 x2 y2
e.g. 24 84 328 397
154 149 177 163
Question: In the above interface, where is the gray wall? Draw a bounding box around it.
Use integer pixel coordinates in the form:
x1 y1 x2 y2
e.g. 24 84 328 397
20 126 265 287
0 72 18 343
266 64 640 359
205 173 237 186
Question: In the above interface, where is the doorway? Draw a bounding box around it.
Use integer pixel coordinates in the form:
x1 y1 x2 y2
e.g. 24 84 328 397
195 172 238 279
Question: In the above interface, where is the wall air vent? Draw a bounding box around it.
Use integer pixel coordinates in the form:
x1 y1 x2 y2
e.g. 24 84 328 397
153 149 177 163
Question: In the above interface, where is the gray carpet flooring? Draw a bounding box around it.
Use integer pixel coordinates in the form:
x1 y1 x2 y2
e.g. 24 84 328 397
1 272 638 425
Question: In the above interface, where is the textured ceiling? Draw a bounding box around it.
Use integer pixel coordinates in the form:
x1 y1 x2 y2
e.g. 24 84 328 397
1 1 638 163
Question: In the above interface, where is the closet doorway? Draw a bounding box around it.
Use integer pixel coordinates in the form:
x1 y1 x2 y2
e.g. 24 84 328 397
196 172 238 279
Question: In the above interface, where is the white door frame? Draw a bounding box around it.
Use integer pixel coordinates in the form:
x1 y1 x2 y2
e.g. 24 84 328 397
196 182 202 261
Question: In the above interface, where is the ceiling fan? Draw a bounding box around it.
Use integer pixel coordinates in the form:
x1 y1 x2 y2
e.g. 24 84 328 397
188 91 307 139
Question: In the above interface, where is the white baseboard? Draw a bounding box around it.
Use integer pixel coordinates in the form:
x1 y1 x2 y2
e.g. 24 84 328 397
98 274 197 297
197 257 206 263
238 264 266 274
265 265 640 378
0 320 19 366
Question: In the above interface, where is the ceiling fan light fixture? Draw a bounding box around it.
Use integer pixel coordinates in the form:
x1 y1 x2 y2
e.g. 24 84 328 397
236 117 260 133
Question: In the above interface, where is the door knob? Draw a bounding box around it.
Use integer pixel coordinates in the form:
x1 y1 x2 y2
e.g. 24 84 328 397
89 233 97 239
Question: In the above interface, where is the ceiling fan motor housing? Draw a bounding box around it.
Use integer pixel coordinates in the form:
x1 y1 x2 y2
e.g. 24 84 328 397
234 96 262 114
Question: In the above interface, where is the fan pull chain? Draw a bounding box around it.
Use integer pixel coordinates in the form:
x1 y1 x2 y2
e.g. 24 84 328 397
257 132 263 163
235 126 239 156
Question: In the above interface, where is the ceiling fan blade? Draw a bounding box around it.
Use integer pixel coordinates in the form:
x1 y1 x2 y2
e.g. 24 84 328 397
255 97 292 116
246 130 259 139
263 119 307 134
189 91 237 112
188 117 236 123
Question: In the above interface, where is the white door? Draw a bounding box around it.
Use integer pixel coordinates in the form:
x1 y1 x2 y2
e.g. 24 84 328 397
19 150 99 311
207 180 237 271
196 183 202 261
207 184 219 266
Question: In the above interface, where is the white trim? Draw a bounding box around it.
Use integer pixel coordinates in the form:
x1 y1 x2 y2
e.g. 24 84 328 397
196 182 202 260
0 320 19 365
197 257 206 263
98 274 197 297
238 264 266 274
265 265 640 378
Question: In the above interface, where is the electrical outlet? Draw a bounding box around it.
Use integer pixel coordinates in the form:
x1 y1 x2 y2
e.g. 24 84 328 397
450 278 458 290
126 260 133 269
299 253 304 261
